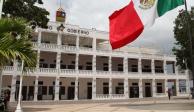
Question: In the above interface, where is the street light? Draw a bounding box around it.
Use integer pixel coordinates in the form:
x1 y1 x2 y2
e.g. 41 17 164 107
57 24 65 32
0 0 4 19
15 60 24 112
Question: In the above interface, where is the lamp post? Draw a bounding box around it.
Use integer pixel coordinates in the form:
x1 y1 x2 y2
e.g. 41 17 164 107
15 60 24 112
0 0 4 19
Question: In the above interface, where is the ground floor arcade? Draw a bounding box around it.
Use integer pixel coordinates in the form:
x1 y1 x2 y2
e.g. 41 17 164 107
2 75 190 102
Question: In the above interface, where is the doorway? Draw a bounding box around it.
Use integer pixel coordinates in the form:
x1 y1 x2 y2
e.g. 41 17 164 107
87 87 92 99
68 87 75 100
145 83 151 97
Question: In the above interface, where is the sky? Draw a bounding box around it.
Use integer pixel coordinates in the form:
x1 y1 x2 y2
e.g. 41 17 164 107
41 0 194 54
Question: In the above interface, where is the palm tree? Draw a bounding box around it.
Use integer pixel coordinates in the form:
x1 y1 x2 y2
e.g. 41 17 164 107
0 18 37 96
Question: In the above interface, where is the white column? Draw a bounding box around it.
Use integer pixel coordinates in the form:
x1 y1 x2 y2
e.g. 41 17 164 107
185 70 190 94
57 32 62 46
36 50 40 69
109 78 112 99
164 79 168 96
124 57 128 74
139 79 143 98
76 35 79 50
92 78 96 99
124 78 129 99
56 52 61 70
10 76 17 102
175 62 178 75
75 54 79 72
109 56 112 73
176 79 180 96
152 79 156 97
10 60 18 102
54 77 60 101
163 60 167 75
138 58 142 74
93 38 96 51
186 79 190 94
74 77 78 100
151 59 155 74
38 30 42 46
92 55 96 73
34 76 38 101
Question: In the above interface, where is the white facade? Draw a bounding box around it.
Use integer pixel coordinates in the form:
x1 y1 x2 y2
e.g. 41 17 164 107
2 22 190 102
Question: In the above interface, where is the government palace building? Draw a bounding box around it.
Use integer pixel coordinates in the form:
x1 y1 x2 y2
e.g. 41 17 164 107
2 20 191 102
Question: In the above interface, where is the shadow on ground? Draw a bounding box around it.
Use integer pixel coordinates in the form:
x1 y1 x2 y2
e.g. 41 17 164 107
110 103 194 111
9 107 51 112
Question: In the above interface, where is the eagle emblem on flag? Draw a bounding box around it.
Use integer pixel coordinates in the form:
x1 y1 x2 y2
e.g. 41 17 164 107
139 0 155 9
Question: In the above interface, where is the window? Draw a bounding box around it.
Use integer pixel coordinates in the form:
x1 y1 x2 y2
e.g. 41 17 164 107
103 83 109 86
49 86 54 95
132 83 138 86
60 65 66 69
131 65 138 72
68 65 75 69
155 66 163 73
79 65 83 70
42 86 47 95
50 64 56 68
118 83 124 86
118 64 123 71
156 83 163 93
60 87 65 95
87 82 92 85
179 80 186 93
86 66 92 70
38 81 43 85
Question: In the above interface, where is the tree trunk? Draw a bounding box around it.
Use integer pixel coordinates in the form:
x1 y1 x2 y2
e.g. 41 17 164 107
0 67 3 96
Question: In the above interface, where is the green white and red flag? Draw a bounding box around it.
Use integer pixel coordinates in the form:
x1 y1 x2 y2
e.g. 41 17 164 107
109 0 184 49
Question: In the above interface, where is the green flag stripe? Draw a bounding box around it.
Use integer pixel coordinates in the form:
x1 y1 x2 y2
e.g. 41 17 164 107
157 0 184 17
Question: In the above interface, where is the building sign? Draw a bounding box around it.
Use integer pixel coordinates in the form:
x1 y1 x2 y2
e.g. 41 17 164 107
66 28 89 35
56 8 66 22
47 25 90 35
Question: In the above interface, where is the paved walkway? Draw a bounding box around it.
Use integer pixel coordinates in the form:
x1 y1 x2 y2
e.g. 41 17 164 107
9 99 194 112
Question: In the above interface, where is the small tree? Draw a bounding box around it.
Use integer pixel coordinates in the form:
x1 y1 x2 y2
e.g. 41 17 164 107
2 0 49 28
173 8 194 70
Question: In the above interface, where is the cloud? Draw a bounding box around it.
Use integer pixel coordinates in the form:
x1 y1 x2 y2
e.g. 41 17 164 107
42 0 194 54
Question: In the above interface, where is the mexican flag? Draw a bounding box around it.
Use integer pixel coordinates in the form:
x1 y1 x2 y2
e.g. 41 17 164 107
109 0 184 49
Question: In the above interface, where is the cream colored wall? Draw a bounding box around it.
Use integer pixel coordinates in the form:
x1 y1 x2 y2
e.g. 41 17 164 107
142 79 152 97
112 58 123 71
2 75 12 87
96 56 108 70
96 78 108 94
60 77 75 100
78 78 92 99
128 59 138 72
40 52 57 67
112 79 124 94
79 55 92 70
41 32 57 44
61 54 76 67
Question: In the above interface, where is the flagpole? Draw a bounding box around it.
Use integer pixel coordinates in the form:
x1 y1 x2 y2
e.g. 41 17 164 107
184 0 194 99
0 0 4 19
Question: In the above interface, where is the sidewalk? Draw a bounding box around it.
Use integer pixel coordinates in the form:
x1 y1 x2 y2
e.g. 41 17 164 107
9 98 194 112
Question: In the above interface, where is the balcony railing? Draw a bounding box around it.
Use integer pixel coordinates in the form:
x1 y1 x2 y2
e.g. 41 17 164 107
60 69 76 75
3 66 14 71
62 45 76 51
40 43 59 49
79 70 93 75
96 94 125 99
38 68 57 73
96 70 110 75
79 47 93 51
